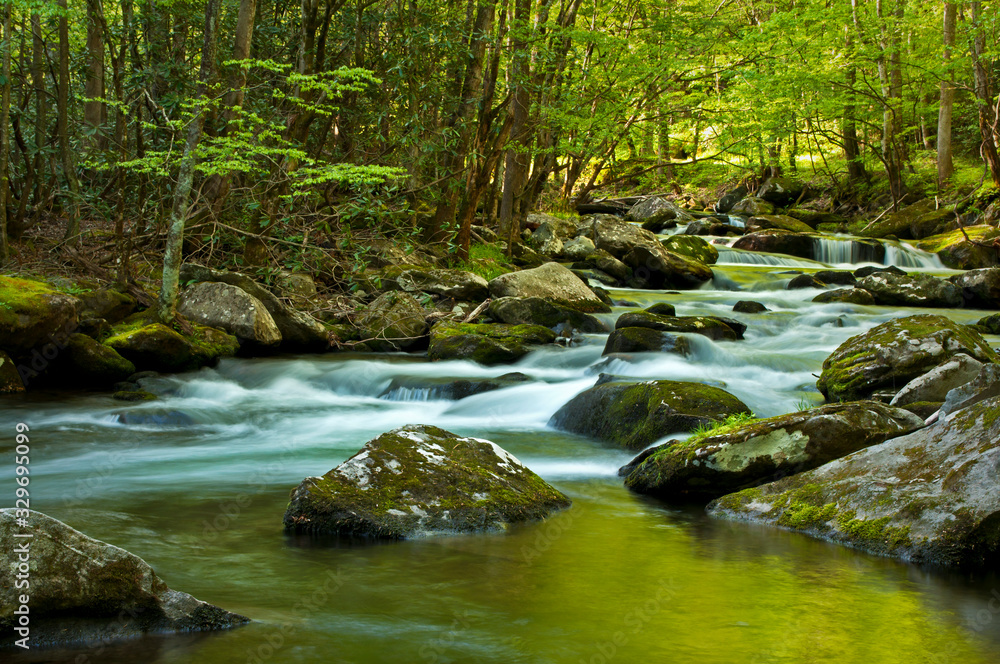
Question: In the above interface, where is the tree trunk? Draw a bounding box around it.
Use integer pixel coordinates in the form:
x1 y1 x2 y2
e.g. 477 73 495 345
0 1 10 262
498 0 531 252
970 2 1000 189
85 0 107 152
936 2 956 188
31 12 47 208
59 0 83 245
158 0 221 322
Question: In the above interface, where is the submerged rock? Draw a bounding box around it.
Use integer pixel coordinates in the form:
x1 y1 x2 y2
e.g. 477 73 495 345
488 297 609 334
816 314 998 402
0 509 249 647
811 288 876 306
733 301 768 314
856 272 963 308
706 396 1000 567
379 373 532 401
427 321 555 365
615 311 743 341
178 282 282 348
488 262 610 313
621 402 924 500
283 425 570 538
602 328 692 356
548 378 751 450
0 276 78 354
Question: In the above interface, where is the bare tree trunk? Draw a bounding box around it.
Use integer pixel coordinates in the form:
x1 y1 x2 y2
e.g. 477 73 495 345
970 2 1000 189
158 0 221 322
937 2 956 187
85 0 107 152
845 2 867 183
31 13 47 208
59 0 83 245
498 0 531 253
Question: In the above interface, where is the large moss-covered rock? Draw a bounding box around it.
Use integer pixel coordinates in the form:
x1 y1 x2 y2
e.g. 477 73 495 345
358 291 428 352
915 226 1000 270
64 333 136 387
428 320 555 365
283 425 570 538
0 276 79 354
732 230 815 260
396 268 490 301
707 396 1000 567
950 267 1000 309
622 402 924 500
0 350 24 392
730 197 775 216
858 199 937 240
178 282 282 348
104 322 239 373
602 327 692 356
488 262 610 313
0 509 249 646
977 313 1000 334
488 297 608 334
572 250 632 282
856 272 963 308
816 314 998 402
746 214 814 234
178 264 329 351
379 372 532 401
622 245 714 290
659 235 719 265
548 378 751 450
811 288 876 305
615 311 743 341
77 288 137 324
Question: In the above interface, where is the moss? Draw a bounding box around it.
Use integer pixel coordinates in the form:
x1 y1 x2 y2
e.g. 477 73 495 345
659 236 719 265
0 276 63 327
915 225 1000 253
778 501 838 529
835 510 912 549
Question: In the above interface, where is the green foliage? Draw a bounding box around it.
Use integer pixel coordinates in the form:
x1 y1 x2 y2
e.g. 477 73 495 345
689 411 758 440
460 244 514 282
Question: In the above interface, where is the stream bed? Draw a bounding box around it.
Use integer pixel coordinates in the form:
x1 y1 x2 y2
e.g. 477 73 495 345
3 239 1000 664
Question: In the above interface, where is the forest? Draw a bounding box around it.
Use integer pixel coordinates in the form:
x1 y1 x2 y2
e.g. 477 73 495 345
0 0 997 305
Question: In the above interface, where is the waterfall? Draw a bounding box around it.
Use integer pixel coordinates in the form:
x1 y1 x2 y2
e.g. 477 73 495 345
811 237 883 265
717 247 824 268
883 242 945 269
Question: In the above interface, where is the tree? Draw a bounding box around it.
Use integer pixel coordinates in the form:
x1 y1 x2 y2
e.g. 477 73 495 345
936 1 957 187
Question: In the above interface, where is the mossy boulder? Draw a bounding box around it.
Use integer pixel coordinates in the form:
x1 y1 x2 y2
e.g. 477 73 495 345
949 267 1000 309
488 262 610 313
63 334 136 388
178 282 282 348
614 311 743 341
0 276 79 354
733 300 768 314
732 230 815 260
756 176 806 207
395 268 490 301
0 509 249 646
358 291 429 352
816 314 999 402
0 350 24 393
77 288 137 324
379 372 533 401
977 313 1000 334
889 354 984 407
858 199 937 240
562 236 597 261
915 225 1000 270
786 274 826 290
104 322 238 373
428 320 555 365
622 402 924 500
659 235 719 265
811 288 876 305
856 272 963 308
784 209 847 228
747 214 814 234
622 244 714 290
488 297 609 334
282 425 570 538
602 328 692 356
706 396 1000 567
730 197 775 216
548 378 751 450
571 249 632 282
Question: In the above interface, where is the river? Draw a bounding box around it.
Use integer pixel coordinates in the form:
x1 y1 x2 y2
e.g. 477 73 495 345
3 235 999 664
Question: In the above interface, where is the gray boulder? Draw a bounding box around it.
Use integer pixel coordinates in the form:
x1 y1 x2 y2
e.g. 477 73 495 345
427 321 555 365
940 363 1000 418
488 262 610 313
622 402 924 500
0 509 248 647
615 311 743 341
549 378 751 450
950 268 1000 309
857 272 963 308
707 396 1000 567
395 268 489 301
602 328 691 356
562 236 596 261
358 291 429 352
890 354 984 407
817 314 998 402
625 197 694 223
488 297 609 334
178 282 282 348
283 425 570 538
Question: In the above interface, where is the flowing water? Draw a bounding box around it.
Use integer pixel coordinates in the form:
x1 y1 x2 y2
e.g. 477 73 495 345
3 236 1000 664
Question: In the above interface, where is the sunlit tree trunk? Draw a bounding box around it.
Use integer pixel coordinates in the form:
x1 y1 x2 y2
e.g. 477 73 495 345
970 1 1000 189
936 2 956 188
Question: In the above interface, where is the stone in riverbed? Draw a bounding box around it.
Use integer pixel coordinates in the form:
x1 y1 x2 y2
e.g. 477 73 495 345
427 320 555 365
889 354 984 407
283 425 570 538
659 235 719 265
949 268 1000 309
488 262 610 314
811 288 876 306
733 300 768 314
0 276 79 354
816 314 998 402
977 313 1000 334
562 235 596 261
622 245 714 290
731 230 815 260
358 291 429 352
0 350 24 392
856 272 963 308
488 297 609 334
729 197 774 217
0 509 249 647
621 401 924 500
747 214 814 234
915 225 1000 270
178 282 282 348
814 270 857 286
63 333 136 387
395 268 489 302
625 197 694 223
602 328 692 356
706 396 1000 568
615 311 743 341
378 372 532 401
572 250 632 282
104 321 239 373
939 363 1000 418
548 378 751 450
786 274 825 290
